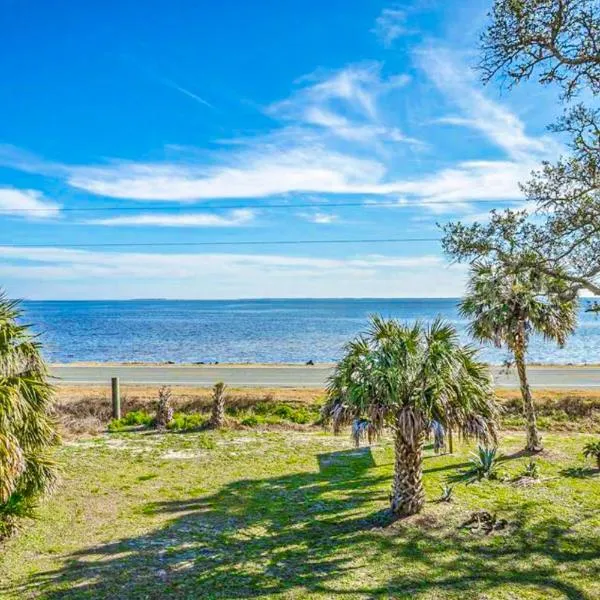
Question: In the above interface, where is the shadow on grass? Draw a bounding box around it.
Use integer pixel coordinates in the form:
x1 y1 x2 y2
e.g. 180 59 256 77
560 466 600 479
10 449 599 599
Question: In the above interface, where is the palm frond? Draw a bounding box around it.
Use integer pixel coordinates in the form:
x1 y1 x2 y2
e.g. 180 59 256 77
0 290 59 529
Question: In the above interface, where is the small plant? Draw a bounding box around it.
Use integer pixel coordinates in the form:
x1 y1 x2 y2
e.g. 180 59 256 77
156 386 174 430
439 483 454 503
522 459 540 479
467 446 500 481
583 440 600 469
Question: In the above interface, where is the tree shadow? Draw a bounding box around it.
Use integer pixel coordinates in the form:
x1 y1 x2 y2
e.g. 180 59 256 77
560 466 600 479
8 449 599 599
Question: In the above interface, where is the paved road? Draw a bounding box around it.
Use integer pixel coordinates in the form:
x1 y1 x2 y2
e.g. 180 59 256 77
50 364 600 388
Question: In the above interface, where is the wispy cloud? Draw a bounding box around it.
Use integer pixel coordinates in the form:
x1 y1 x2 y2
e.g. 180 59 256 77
268 62 416 146
372 8 410 47
156 75 213 108
0 246 465 298
416 46 561 161
297 211 339 224
87 209 255 227
0 52 554 214
0 188 60 219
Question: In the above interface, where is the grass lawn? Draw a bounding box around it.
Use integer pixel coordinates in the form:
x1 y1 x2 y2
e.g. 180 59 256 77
1 428 599 599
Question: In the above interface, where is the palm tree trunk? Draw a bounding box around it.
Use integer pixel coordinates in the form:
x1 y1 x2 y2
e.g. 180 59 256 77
390 430 424 516
513 331 542 452
210 382 226 428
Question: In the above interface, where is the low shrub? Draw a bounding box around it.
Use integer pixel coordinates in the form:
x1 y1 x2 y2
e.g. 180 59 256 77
166 413 208 432
108 410 155 432
240 414 282 427
233 402 319 426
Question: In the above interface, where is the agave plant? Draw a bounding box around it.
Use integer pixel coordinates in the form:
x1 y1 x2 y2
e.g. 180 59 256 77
467 446 500 481
583 440 600 469
323 315 498 516
0 292 58 537
439 483 454 503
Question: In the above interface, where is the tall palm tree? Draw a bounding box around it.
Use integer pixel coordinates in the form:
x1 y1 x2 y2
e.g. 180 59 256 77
461 262 577 452
324 316 497 517
0 292 58 536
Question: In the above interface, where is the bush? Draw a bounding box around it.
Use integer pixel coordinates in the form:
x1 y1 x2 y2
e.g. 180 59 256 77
108 410 155 432
167 413 208 432
237 402 318 425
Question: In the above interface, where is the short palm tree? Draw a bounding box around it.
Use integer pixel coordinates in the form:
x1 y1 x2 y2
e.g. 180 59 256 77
210 381 226 429
461 262 577 452
0 292 58 536
324 316 497 516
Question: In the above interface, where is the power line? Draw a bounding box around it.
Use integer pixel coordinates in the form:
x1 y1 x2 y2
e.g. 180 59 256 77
2 198 526 213
0 237 441 248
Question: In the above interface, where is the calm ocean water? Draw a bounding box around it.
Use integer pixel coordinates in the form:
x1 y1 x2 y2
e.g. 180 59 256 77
19 299 600 365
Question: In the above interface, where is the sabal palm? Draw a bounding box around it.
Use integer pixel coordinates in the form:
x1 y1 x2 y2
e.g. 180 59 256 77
0 292 58 535
461 262 577 451
324 316 497 516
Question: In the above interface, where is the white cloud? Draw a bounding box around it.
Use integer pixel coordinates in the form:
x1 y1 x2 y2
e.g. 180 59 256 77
268 63 417 146
0 246 466 298
417 47 561 161
0 53 552 214
87 209 255 227
0 188 60 219
298 211 339 224
372 8 410 47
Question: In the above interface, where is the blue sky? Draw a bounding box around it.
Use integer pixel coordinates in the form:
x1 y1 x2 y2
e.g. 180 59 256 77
0 0 564 299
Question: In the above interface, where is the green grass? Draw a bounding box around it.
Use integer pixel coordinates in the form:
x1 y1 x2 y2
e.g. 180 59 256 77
0 429 599 599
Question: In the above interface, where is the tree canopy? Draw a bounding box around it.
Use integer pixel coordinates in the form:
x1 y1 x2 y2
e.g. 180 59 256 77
444 0 600 298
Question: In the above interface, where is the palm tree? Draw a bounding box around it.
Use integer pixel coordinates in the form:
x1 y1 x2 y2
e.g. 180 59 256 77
324 316 497 517
210 381 226 428
461 262 577 452
0 292 58 536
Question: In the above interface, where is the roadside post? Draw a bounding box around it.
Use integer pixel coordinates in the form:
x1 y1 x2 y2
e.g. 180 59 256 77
111 377 121 420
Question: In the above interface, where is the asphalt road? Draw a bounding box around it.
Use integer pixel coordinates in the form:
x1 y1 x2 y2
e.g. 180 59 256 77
50 364 600 389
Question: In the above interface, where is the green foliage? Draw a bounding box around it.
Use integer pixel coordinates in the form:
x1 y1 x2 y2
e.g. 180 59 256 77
0 292 59 537
324 316 498 444
108 410 155 432
444 1 600 301
460 262 578 352
230 402 319 426
438 483 454 503
467 446 500 481
522 460 540 479
166 413 208 432
324 316 498 515
583 440 600 468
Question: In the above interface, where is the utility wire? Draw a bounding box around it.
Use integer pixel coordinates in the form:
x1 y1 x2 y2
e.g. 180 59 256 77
0 237 440 248
2 198 525 213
